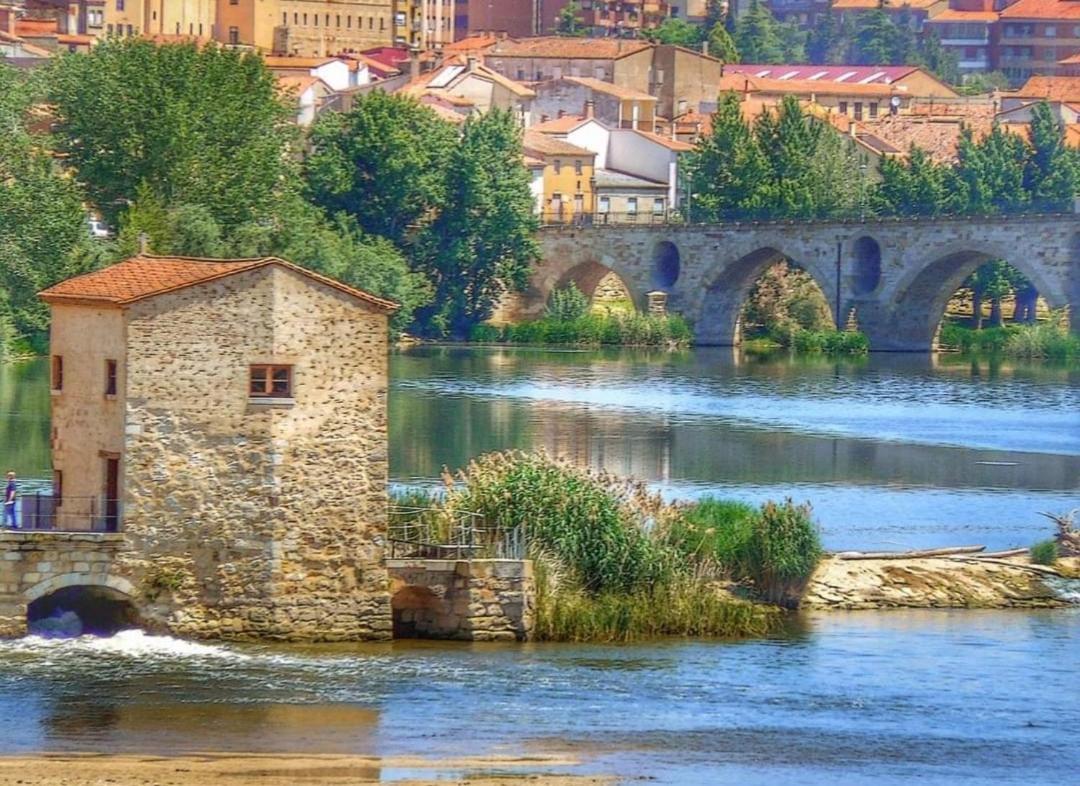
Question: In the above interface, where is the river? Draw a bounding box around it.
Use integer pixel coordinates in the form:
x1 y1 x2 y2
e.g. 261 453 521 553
0 349 1078 782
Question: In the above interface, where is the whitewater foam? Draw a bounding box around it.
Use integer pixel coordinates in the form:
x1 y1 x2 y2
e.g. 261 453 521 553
5 629 251 661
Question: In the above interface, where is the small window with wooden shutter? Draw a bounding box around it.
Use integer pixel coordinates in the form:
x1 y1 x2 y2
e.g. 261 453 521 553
249 365 292 398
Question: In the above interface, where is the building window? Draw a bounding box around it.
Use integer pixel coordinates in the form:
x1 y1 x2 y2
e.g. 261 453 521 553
839 101 848 115
250 365 292 398
53 470 62 507
51 355 63 391
574 159 583 175
1045 25 1056 38
116 0 124 10
652 198 665 215
554 159 562 174
869 102 879 118
105 359 117 396
627 197 638 214
598 196 610 213
228 26 239 44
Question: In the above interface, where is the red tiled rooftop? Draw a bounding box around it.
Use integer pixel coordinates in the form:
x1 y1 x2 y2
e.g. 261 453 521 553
1000 0 1080 18
39 255 397 311
1016 75 1080 101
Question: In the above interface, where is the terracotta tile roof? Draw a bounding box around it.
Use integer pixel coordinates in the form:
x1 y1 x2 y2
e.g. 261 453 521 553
1000 0 1080 19
523 131 596 157
264 56 339 70
926 9 999 22
39 255 398 311
530 114 594 133
630 130 694 151
444 34 501 53
276 74 327 95
14 19 59 36
833 0 939 8
1016 75 1080 101
1060 52 1080 64
562 76 657 101
489 36 653 60
858 115 993 163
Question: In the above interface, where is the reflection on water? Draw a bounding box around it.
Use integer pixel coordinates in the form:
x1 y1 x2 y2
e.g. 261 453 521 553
0 613 1077 785
390 347 1079 551
3 349 1077 550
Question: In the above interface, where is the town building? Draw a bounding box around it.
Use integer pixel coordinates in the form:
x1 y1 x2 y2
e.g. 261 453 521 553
925 1 997 76
454 0 537 38
531 76 658 131
215 1 395 55
402 56 536 120
996 0 1080 83
142 0 216 39
393 0 454 48
523 130 597 223
38 253 397 640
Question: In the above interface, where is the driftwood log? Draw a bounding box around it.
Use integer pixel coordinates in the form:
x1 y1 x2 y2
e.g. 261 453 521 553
835 545 986 560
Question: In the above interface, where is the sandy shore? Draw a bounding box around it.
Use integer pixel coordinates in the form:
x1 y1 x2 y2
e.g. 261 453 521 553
0 753 613 786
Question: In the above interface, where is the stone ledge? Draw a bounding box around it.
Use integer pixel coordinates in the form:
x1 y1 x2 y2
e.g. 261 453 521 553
0 532 126 545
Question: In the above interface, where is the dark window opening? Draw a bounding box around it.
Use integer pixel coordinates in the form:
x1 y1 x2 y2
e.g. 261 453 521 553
51 355 63 391
105 359 117 396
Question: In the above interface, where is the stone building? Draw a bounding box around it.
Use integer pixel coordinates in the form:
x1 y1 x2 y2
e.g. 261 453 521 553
28 254 397 640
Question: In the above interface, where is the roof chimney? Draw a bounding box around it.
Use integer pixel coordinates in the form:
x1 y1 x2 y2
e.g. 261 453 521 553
409 47 420 80
557 109 565 118
467 55 478 71
584 100 595 119
701 40 709 57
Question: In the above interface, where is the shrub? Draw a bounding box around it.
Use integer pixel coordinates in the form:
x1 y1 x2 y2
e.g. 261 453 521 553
493 311 692 347
445 451 673 593
745 500 823 606
663 498 758 578
546 283 590 322
469 323 503 343
1029 539 1059 566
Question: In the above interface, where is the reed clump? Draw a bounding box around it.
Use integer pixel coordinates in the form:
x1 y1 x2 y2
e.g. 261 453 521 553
436 451 822 640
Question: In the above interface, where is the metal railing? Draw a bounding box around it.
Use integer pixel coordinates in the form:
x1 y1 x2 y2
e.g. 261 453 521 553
387 505 525 560
7 494 122 533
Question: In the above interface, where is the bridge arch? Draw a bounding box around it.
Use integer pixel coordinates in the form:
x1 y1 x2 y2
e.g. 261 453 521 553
650 240 681 291
890 246 1070 351
25 574 141 636
696 246 838 346
850 235 883 295
391 584 445 639
553 260 640 310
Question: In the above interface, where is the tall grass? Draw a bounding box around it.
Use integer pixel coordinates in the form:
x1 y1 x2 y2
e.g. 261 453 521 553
434 452 822 640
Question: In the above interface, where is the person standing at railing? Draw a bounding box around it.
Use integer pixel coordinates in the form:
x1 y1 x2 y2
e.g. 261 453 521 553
4 471 17 529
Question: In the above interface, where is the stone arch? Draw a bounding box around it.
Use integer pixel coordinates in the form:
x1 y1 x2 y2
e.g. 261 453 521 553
554 260 639 310
391 585 445 639
650 240 681 291
696 246 838 346
890 248 1069 351
25 572 137 603
25 574 141 636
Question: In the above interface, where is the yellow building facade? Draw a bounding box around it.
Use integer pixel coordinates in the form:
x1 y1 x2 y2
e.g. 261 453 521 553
523 131 596 225
215 1 394 53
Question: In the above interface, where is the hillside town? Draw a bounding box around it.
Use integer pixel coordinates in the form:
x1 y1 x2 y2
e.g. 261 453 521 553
3 0 1079 233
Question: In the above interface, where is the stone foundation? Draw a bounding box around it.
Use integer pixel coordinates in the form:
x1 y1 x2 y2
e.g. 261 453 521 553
388 559 535 641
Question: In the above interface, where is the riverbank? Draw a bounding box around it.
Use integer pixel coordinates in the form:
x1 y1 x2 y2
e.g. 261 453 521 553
803 554 1079 610
0 753 608 786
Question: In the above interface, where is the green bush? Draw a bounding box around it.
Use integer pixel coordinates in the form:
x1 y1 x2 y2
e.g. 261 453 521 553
1029 539 1059 565
937 321 1079 360
469 323 503 343
445 451 673 594
546 283 590 322
745 500 823 606
664 498 758 578
787 329 868 355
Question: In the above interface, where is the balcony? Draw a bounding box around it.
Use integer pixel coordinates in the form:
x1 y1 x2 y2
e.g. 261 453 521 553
14 494 122 533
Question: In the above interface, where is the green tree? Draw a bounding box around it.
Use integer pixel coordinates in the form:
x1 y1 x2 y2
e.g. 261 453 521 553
807 8 846 65
754 97 825 218
873 147 959 217
305 91 456 246
555 2 587 37
0 64 93 354
414 110 539 337
917 30 959 85
734 0 785 63
777 21 807 62
854 6 898 65
707 23 739 63
47 39 295 232
1025 101 1079 210
955 125 1030 215
646 18 702 47
956 71 1010 96
685 92 770 220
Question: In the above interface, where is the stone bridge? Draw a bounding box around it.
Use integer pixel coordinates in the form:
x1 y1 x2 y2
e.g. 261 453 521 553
529 214 1080 350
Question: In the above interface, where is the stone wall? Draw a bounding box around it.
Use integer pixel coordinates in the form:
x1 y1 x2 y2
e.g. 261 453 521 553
0 532 131 637
530 215 1079 350
388 559 535 641
118 265 392 641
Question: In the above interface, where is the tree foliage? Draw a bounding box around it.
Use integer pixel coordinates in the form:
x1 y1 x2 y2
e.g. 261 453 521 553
555 2 587 37
0 63 94 355
305 91 456 246
47 38 295 231
413 110 539 337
